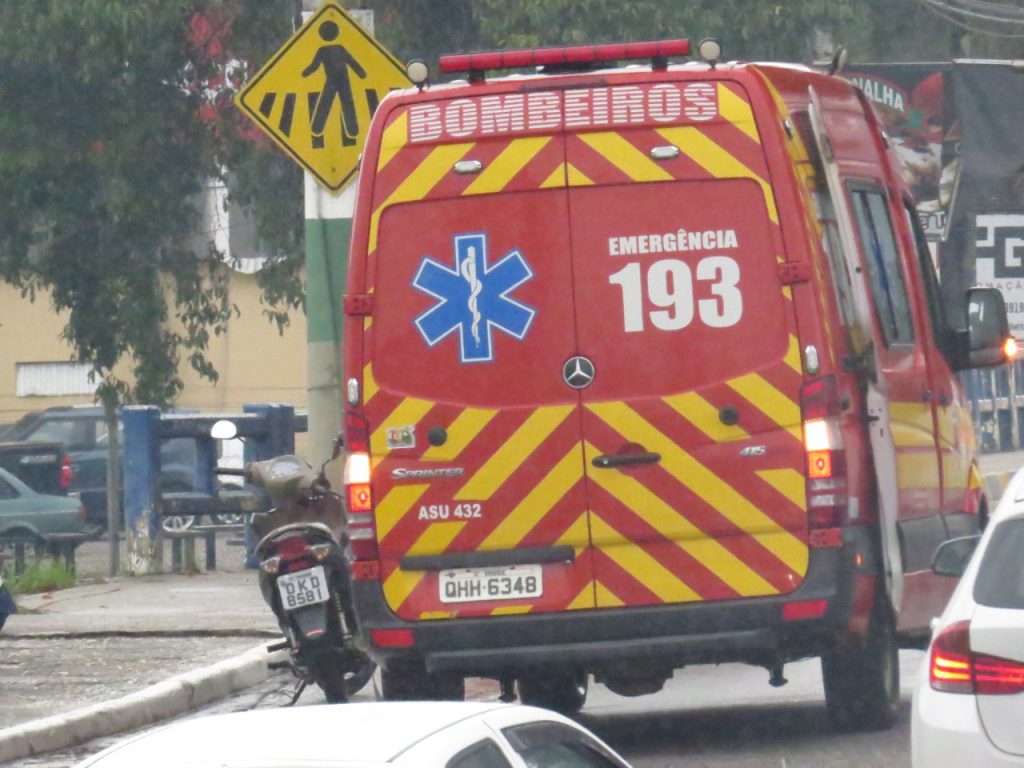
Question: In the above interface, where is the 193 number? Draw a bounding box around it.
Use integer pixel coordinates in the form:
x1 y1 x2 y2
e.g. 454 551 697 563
608 256 742 333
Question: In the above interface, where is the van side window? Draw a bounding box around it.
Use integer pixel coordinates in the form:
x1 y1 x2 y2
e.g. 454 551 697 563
903 201 951 358
849 188 915 346
813 191 857 331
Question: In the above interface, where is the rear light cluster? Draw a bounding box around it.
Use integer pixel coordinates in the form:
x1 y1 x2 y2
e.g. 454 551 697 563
59 454 72 491
930 620 1024 695
344 411 379 565
261 534 314 576
800 376 847 535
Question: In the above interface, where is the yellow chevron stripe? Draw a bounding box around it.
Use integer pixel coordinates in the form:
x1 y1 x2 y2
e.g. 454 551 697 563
369 142 475 253
483 445 585 550
463 136 552 195
455 405 574 501
371 397 435 455
663 391 749 443
889 402 935 446
383 521 466 609
756 469 806 509
363 363 379 404
571 582 600 609
785 335 803 374
422 408 499 462
557 512 593 560
727 373 801 439
579 132 673 182
419 610 455 619
375 483 429 541
541 164 565 188
566 162 594 186
587 403 807 574
717 83 760 143
590 513 701 602
491 605 533 615
586 444 777 597
898 452 942 489
377 111 409 172
656 126 778 223
594 581 625 608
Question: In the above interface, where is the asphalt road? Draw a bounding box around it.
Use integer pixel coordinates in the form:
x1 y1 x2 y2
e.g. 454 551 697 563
12 651 922 768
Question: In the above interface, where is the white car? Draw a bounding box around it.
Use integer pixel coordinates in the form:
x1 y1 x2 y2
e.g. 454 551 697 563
912 468 1024 767
74 701 633 768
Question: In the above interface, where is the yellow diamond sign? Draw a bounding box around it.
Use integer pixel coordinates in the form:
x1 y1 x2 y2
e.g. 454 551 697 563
235 1 411 192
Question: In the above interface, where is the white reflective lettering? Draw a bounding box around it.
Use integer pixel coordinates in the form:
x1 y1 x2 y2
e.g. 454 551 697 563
683 82 718 122
408 104 442 142
648 84 682 122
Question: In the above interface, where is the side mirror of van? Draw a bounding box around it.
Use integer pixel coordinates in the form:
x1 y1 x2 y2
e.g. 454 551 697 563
931 534 981 578
962 287 1012 369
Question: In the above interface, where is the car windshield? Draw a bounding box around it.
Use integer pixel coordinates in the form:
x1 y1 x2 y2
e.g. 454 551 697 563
973 517 1024 610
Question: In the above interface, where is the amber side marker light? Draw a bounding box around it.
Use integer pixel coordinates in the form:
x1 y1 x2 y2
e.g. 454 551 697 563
1004 337 1020 360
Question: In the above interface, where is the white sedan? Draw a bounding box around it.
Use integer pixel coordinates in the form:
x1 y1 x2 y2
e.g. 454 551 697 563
912 468 1024 767
74 701 632 768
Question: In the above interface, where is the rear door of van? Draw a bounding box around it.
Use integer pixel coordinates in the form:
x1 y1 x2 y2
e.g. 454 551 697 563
563 78 810 608
361 90 596 621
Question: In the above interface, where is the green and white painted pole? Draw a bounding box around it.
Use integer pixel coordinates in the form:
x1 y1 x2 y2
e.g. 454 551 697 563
304 174 352 467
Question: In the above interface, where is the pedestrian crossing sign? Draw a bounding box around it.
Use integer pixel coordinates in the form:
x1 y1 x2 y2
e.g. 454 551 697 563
235 1 411 192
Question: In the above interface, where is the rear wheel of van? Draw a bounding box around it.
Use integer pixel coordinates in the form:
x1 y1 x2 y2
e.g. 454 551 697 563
517 672 588 715
380 668 465 701
822 596 899 731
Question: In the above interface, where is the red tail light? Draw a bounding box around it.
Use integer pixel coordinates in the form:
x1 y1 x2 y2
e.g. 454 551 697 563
344 410 378 562
930 620 1024 695
273 534 314 574
59 454 72 491
800 376 847 533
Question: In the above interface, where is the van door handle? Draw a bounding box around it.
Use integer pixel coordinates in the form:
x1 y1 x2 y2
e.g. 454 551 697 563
592 452 661 469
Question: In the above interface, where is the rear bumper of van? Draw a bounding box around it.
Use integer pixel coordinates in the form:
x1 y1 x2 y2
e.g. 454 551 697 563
352 528 878 676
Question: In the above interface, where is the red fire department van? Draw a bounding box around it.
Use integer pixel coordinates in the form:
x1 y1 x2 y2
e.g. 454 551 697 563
341 39 1011 729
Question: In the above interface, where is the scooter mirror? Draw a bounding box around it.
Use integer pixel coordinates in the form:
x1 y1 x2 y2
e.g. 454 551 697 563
211 419 238 440
331 433 344 459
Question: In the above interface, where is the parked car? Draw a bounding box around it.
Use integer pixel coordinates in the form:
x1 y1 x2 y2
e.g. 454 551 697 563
4 406 197 530
911 467 1024 767
0 465 96 547
73 701 632 768
0 440 65 495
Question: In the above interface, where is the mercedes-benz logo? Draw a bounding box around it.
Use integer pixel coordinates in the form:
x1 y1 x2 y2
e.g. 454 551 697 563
562 355 595 389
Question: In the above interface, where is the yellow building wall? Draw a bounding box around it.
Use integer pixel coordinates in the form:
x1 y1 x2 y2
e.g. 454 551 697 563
0 272 309 426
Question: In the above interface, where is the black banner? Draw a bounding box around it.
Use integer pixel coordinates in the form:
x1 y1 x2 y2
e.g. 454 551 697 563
954 62 1024 216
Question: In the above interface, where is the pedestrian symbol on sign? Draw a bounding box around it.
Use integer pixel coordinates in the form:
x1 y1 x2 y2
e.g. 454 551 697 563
302 19 367 148
234 0 411 192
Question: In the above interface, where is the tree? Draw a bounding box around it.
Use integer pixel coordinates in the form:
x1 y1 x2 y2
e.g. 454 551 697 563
359 0 1011 73
0 1 304 569
0 1 304 409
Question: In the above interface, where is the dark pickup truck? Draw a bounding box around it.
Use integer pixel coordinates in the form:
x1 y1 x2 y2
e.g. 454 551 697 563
3 406 197 530
0 440 65 496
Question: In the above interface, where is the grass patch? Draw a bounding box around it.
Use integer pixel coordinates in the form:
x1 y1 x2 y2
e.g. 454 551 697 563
4 559 76 595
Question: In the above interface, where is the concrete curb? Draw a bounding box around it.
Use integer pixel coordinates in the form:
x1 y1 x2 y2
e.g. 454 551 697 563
0 642 273 764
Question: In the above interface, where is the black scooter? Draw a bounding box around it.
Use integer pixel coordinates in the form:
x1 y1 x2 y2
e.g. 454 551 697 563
216 443 374 703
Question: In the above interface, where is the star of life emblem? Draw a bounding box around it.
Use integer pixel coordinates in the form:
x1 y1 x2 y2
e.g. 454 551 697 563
412 233 536 363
